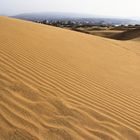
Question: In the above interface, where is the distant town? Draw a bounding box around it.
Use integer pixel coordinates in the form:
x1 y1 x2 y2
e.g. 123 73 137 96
35 19 140 29
14 12 140 39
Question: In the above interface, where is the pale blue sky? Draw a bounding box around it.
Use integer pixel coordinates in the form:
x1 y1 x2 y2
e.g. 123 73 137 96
0 0 140 19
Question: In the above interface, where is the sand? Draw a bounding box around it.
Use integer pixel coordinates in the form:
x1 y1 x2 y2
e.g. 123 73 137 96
114 29 140 40
0 16 140 140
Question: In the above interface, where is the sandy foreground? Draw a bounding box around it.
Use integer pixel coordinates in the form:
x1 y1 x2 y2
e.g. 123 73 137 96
0 16 140 140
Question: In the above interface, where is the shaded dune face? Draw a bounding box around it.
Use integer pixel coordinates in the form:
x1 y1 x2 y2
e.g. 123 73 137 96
112 28 140 41
0 17 140 140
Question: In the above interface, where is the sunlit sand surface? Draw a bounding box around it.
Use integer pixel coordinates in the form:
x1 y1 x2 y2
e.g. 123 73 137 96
0 17 140 140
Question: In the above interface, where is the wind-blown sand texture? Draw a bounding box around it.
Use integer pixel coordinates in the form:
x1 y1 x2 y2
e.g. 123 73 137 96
0 17 140 140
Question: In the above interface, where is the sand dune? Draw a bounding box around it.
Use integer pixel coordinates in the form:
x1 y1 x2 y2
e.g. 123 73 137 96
0 16 140 140
112 28 140 41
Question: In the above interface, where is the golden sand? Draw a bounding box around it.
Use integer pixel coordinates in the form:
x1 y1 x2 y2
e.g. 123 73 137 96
0 17 140 140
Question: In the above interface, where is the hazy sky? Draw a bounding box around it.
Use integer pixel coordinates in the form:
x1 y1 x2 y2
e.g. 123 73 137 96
0 0 140 19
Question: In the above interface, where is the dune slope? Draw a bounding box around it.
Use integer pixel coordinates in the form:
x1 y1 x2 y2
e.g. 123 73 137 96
0 17 140 140
113 28 140 41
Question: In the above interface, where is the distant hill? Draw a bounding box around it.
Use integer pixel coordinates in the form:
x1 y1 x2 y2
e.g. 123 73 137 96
13 12 85 20
13 12 140 25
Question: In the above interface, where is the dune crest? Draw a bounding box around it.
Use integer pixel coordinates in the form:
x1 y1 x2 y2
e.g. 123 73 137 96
0 17 140 140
